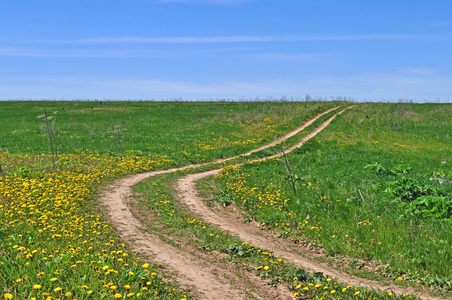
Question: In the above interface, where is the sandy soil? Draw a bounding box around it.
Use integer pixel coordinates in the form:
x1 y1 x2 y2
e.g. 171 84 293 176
100 106 449 300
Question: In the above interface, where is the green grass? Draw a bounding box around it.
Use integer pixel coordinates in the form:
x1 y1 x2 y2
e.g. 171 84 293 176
0 101 340 163
1 100 344 300
207 103 452 295
2 100 449 299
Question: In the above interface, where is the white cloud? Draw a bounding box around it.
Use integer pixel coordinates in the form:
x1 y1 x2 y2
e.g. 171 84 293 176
153 0 254 4
0 47 166 58
10 33 438 45
2 71 452 102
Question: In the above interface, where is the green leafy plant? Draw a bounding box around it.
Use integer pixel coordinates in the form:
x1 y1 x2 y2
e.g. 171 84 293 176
216 187 234 206
399 195 452 219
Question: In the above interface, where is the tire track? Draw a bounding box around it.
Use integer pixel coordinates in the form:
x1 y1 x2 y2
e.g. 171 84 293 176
175 107 449 300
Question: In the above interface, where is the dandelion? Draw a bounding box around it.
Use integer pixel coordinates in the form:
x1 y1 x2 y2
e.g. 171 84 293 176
3 294 13 299
32 284 41 290
114 294 122 298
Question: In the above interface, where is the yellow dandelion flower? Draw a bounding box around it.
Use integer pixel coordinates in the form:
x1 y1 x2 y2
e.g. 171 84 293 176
4 294 13 299
32 285 41 290
142 263 149 268
114 294 122 298
124 285 131 290
54 287 62 292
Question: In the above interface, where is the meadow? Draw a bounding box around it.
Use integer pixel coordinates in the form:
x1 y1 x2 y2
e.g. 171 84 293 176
0 100 347 300
199 103 452 297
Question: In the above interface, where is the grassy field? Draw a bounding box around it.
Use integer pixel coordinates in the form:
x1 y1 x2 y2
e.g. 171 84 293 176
199 103 452 296
0 100 345 300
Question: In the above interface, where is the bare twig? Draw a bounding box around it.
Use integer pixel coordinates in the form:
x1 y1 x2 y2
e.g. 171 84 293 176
280 147 296 194
43 108 56 167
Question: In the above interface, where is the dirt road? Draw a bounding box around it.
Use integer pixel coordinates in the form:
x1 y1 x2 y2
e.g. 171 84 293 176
100 106 448 300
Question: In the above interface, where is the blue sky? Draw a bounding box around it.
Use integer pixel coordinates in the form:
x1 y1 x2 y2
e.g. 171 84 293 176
1 0 452 102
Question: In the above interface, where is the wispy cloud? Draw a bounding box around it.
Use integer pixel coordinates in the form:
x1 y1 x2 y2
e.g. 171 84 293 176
48 34 439 45
3 34 439 45
2 71 452 101
152 0 254 5
429 21 452 27
0 47 167 58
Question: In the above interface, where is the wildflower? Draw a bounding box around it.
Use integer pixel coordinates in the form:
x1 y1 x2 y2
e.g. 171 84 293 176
114 294 122 298
4 294 13 299
33 285 41 290
142 263 149 268
54 287 62 292
263 266 269 270
124 285 131 290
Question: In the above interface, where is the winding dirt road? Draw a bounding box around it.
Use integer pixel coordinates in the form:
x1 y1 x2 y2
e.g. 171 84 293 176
100 106 448 300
